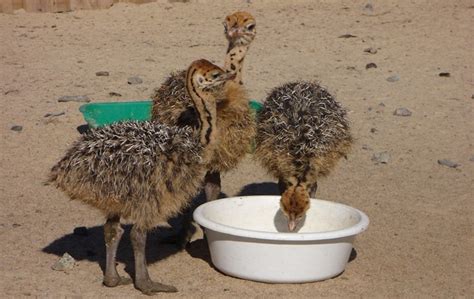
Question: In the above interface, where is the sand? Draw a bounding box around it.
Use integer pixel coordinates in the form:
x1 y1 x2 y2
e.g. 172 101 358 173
0 0 473 297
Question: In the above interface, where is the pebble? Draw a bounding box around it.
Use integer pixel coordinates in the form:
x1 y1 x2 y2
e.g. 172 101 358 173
437 159 459 168
386 74 400 82
362 144 372 150
4 89 19 95
128 76 143 85
363 3 374 12
44 112 65 118
393 107 412 116
469 156 474 162
11 125 23 132
95 71 109 77
370 128 377 133
372 151 390 164
73 226 89 236
376 102 385 113
51 253 76 271
364 47 378 54
338 34 357 38
109 92 122 97
439 72 450 77
366 63 377 69
58 95 90 103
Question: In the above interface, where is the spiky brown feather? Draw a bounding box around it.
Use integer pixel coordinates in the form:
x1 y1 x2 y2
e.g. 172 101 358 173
255 81 352 184
49 121 208 230
151 73 255 173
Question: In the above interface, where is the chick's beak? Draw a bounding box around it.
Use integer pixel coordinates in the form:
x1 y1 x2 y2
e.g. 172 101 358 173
288 219 297 232
221 72 236 81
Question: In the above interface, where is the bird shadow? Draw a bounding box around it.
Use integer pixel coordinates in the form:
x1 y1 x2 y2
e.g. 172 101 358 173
76 124 90 134
42 191 215 279
42 224 184 279
236 181 281 196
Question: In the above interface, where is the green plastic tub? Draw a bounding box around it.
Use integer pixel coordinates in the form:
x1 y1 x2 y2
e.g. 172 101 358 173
80 99 263 128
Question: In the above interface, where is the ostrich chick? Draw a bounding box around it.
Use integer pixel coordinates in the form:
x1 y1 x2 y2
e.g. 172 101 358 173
49 60 233 295
151 11 257 202
255 81 352 231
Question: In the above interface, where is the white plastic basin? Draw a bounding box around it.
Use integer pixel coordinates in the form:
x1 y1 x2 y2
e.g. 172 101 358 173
193 196 369 283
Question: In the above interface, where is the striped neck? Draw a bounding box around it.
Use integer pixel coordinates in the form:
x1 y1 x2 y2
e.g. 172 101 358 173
186 69 217 147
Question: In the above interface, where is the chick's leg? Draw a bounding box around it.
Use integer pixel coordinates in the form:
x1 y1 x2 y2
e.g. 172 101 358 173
130 225 177 294
204 171 221 201
309 182 318 198
103 215 132 287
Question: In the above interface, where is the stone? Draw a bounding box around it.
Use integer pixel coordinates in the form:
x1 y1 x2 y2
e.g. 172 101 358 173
437 159 459 168
366 63 377 69
438 72 450 77
393 107 412 116
11 125 23 132
95 71 109 77
127 76 143 85
372 151 390 164
364 47 378 54
386 74 400 82
109 92 122 97
44 112 65 118
338 34 357 38
58 95 90 103
469 156 474 162
51 253 76 271
363 3 373 12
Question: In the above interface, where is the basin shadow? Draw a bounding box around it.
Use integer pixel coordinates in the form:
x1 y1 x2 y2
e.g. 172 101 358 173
237 182 281 196
185 238 213 268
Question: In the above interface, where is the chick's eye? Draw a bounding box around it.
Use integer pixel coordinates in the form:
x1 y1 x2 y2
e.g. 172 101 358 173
246 24 255 31
211 72 220 79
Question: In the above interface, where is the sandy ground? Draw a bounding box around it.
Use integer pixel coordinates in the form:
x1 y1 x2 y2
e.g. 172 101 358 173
1 0 473 297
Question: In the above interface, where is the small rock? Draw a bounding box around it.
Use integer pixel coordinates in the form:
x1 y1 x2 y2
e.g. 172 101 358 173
44 112 65 118
376 102 385 113
362 144 372 150
109 92 122 97
364 47 377 54
51 253 76 271
128 76 143 85
11 125 23 132
145 58 155 62
437 159 459 168
95 71 109 77
363 3 373 12
370 128 377 133
372 151 390 164
386 74 400 82
58 95 90 103
4 89 19 95
73 226 88 236
439 72 450 77
366 63 377 69
469 156 474 162
393 107 412 116
12 223 22 228
338 34 357 38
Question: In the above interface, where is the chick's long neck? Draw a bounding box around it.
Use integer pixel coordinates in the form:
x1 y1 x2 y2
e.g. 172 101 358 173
186 70 217 148
224 42 250 85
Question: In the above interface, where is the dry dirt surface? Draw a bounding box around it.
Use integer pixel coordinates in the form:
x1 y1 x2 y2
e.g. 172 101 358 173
1 0 473 297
